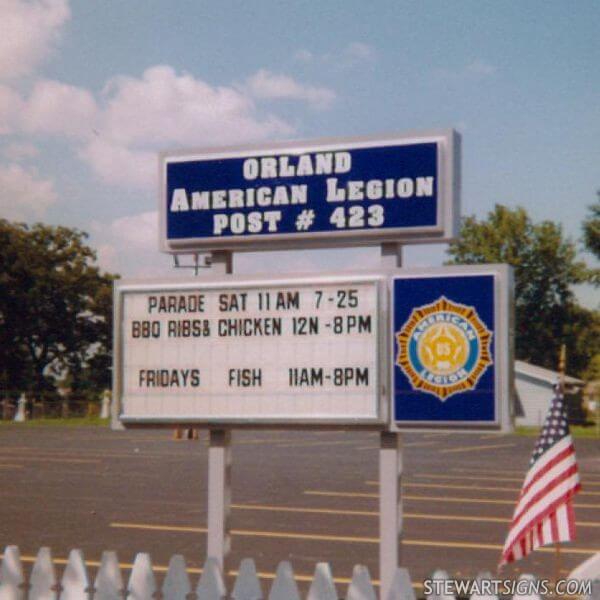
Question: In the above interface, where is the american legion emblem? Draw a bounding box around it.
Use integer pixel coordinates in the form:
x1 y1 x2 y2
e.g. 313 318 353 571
396 296 493 401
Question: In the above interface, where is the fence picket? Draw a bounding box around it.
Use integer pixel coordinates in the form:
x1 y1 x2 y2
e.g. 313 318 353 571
196 558 225 600
511 574 541 600
0 546 25 600
386 568 415 600
427 570 454 600
59 550 89 600
231 559 262 600
268 562 300 600
346 565 376 600
162 555 190 600
470 571 497 600
126 554 156 600
29 548 57 600
93 552 123 600
306 563 337 600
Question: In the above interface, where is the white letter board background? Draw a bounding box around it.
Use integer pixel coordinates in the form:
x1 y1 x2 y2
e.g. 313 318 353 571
120 280 379 422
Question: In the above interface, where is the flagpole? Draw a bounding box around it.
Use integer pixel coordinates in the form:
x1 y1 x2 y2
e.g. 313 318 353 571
555 344 567 584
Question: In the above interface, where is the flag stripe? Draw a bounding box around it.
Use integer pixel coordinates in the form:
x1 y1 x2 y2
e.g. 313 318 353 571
503 477 580 552
567 502 575 539
522 436 572 488
521 443 575 497
513 462 579 525
557 504 570 540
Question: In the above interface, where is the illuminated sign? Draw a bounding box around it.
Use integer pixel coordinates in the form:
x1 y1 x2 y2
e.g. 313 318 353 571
114 275 385 425
160 131 460 252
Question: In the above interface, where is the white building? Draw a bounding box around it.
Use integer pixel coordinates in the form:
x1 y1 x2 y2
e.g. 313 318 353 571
514 360 584 427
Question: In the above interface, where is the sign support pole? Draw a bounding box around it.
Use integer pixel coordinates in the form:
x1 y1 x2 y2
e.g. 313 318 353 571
379 431 403 598
207 428 232 571
206 250 233 572
379 243 403 600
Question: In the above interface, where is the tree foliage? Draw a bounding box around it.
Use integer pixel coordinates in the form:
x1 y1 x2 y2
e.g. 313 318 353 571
583 191 600 260
0 219 117 397
446 205 598 377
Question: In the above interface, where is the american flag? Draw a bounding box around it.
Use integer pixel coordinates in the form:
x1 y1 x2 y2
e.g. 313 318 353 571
499 385 581 566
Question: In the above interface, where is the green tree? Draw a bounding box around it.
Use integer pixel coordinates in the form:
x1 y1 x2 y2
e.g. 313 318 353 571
583 191 600 260
0 220 117 397
446 205 596 375
582 192 600 288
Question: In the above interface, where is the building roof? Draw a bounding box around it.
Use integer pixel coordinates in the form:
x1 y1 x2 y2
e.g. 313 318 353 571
515 360 584 386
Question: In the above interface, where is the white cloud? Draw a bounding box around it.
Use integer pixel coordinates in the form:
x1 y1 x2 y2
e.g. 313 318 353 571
22 79 98 138
0 84 24 133
0 0 70 80
91 210 173 276
100 66 292 148
343 42 376 64
434 60 497 81
2 141 39 161
293 42 376 68
293 49 314 63
105 210 158 249
245 69 335 109
82 66 294 188
465 60 496 76
79 138 155 190
0 163 58 220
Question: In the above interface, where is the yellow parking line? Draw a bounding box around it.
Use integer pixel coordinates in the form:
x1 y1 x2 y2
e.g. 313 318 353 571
113 522 207 533
442 443 516 454
357 441 438 451
303 490 600 509
272 440 358 449
0 448 196 460
109 522 599 556
233 503 378 517
414 473 600 488
364 480 600 497
3 456 101 464
405 441 439 448
111 522 377 544
450 466 600 483
236 437 290 445
231 503 600 527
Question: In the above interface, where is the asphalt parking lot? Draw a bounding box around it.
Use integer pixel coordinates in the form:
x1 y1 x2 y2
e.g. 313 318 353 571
0 425 598 593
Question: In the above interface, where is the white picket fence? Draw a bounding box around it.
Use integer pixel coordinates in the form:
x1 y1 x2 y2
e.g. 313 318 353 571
1 546 598 600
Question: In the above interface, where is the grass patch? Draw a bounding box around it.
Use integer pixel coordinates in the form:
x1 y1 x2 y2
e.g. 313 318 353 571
516 425 600 439
0 416 110 427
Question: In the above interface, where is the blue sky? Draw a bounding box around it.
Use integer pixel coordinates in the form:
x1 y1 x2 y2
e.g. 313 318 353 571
1 0 598 305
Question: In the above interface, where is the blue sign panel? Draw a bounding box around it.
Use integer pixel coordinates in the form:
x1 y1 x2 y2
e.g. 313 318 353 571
392 274 498 426
160 132 459 251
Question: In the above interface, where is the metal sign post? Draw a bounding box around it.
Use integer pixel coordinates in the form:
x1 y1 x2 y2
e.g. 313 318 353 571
379 431 402 598
207 428 231 570
206 250 233 571
379 243 403 600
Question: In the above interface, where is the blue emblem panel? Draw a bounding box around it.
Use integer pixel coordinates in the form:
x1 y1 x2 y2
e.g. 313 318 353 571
392 274 497 425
